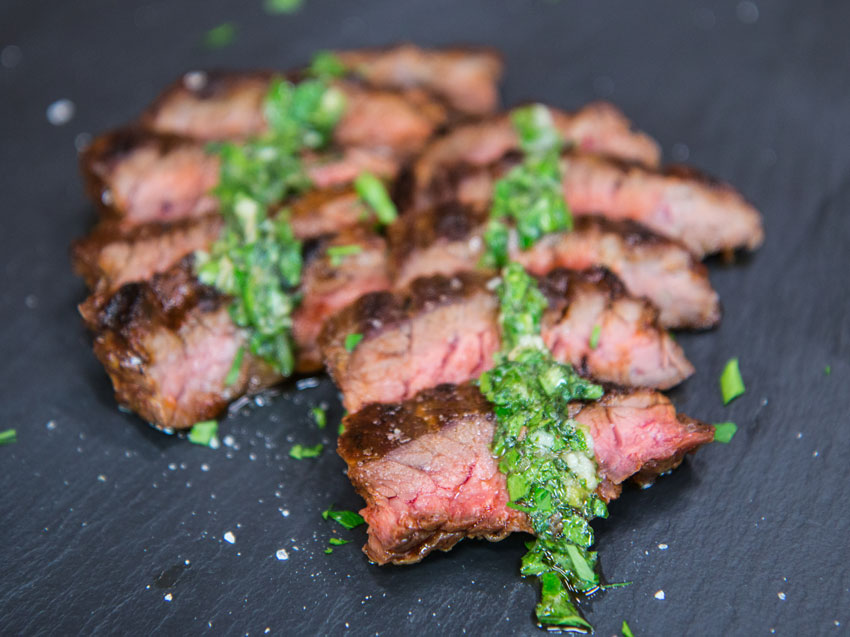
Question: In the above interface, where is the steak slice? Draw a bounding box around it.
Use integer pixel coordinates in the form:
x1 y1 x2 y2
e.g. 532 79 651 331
435 151 764 257
338 383 715 565
80 229 390 429
71 186 370 296
410 102 661 201
390 205 720 329
334 44 503 116
320 268 692 413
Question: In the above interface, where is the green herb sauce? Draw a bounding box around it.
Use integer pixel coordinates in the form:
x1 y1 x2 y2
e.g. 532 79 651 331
479 263 605 630
480 104 572 270
195 53 347 376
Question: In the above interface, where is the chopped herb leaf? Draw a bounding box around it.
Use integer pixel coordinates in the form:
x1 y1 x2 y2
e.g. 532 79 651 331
264 0 303 14
481 105 571 269
589 324 601 350
188 420 218 447
328 537 350 545
311 406 327 429
481 264 605 628
289 442 323 459
622 620 635 637
203 23 236 49
720 357 745 404
195 60 346 375
0 428 17 446
225 346 244 387
324 547 333 554
345 333 364 352
825 365 831 376
713 422 738 444
354 172 397 224
309 50 346 79
327 244 363 267
337 421 346 435
322 507 365 529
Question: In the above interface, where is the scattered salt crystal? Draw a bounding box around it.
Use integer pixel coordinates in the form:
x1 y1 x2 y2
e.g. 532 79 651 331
25 294 38 309
777 592 786 601
654 590 666 600
184 559 190 565
97 474 107 482
183 71 207 91
658 543 669 550
168 463 177 471
46 99 75 126
296 377 320 390
813 451 819 457
223 435 236 448
280 509 290 517
224 531 236 544
201 463 210 472
265 629 271 634
164 593 173 602
46 420 56 430
276 548 289 561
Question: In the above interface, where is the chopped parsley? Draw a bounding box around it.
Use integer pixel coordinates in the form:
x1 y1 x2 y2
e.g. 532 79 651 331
203 23 236 49
224 346 244 387
264 0 304 14
310 50 346 79
337 421 346 435
720 357 745 404
311 406 327 429
713 422 738 444
188 420 218 447
195 54 347 376
290 442 323 459
479 263 605 630
328 537 350 546
327 244 363 267
354 172 397 225
481 104 571 269
344 333 364 352
589 324 601 350
825 365 831 376
324 547 334 554
0 428 17 446
622 620 635 637
322 507 365 529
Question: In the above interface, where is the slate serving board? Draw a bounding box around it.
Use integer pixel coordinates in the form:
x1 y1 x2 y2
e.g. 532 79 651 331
2 0 849 634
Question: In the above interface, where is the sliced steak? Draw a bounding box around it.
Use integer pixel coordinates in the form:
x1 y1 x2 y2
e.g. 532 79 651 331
321 268 692 413
80 228 390 429
335 44 503 116
71 186 370 296
338 383 714 565
390 205 720 329
410 102 661 201
435 151 764 257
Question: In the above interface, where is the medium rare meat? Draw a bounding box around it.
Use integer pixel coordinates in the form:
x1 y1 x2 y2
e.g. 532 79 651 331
80 229 390 429
321 268 692 413
72 186 369 296
389 204 720 329
334 45 503 116
409 102 661 201
425 151 764 257
338 383 715 565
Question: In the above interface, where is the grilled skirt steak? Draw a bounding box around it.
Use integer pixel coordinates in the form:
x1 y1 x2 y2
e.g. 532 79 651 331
424 151 764 257
320 268 692 413
338 383 715 565
390 205 720 329
80 228 389 430
410 102 661 199
72 186 370 296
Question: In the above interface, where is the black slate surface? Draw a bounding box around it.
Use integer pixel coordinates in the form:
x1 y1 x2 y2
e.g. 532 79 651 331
2 0 849 634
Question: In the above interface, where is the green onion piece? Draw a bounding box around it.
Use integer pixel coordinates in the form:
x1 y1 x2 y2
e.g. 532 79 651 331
224 346 244 387
309 50 346 78
720 358 745 404
589 324 601 350
622 620 635 637
713 422 738 443
311 406 327 429
188 420 218 447
264 0 303 14
322 507 365 529
825 365 831 376
0 428 17 446
328 537 350 546
345 333 364 352
354 172 397 224
289 442 323 459
203 23 236 49
327 244 362 267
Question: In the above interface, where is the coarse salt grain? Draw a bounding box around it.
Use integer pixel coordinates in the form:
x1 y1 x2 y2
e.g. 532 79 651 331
223 531 236 544
276 548 289 561
46 99 75 126
654 590 666 600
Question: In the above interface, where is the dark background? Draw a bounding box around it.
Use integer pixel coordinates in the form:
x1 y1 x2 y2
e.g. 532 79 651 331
2 0 849 634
